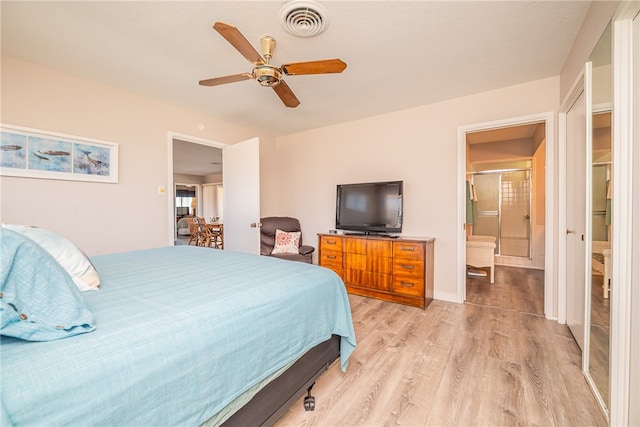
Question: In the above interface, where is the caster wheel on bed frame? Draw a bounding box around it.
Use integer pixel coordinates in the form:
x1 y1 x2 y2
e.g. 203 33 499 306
304 385 315 411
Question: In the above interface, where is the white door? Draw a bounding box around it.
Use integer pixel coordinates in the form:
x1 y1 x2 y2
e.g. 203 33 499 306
222 137 260 254
202 183 218 221
566 90 587 351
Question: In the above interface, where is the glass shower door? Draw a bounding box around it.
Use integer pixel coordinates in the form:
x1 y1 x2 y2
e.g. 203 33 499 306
500 170 531 258
472 169 532 258
473 173 500 253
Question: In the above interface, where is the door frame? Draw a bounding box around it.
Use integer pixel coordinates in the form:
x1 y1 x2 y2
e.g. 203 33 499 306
558 71 587 327
166 131 227 246
457 111 555 319
609 5 639 425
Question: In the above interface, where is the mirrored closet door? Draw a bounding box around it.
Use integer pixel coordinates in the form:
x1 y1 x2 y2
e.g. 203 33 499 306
585 20 612 417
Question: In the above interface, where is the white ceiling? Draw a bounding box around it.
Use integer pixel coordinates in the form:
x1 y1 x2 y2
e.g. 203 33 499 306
173 139 222 176
2 1 592 139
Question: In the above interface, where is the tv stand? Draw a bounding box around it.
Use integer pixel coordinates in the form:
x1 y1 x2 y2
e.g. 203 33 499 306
317 233 435 309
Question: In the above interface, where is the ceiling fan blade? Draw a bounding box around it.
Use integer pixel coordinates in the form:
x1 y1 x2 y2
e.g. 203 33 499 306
273 81 300 108
199 73 253 87
213 22 265 66
281 59 347 76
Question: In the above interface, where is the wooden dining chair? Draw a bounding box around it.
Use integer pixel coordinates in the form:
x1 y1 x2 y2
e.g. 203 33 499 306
186 217 198 246
193 217 211 247
209 224 223 249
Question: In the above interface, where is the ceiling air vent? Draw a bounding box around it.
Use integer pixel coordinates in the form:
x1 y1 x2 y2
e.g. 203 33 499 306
279 0 329 38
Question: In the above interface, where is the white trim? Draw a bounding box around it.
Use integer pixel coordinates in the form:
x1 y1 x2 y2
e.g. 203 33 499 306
609 7 638 425
583 61 594 376
457 112 554 317
166 131 227 246
557 70 586 325
456 126 467 304
630 12 640 427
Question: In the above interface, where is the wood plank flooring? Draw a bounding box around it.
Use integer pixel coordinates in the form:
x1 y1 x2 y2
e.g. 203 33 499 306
275 292 606 426
465 265 544 316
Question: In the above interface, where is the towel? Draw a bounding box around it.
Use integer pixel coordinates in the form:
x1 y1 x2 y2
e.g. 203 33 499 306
466 181 477 225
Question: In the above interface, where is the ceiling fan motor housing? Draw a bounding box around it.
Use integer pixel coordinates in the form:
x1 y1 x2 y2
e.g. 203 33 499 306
254 65 282 87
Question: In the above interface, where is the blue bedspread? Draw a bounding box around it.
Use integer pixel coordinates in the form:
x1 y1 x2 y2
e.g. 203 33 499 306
0 246 356 426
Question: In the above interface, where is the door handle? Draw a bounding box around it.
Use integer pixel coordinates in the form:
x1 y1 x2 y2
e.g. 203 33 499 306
250 222 262 228
566 229 575 234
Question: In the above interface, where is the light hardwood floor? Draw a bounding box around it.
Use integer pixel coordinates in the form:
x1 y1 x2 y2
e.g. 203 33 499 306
276 291 606 426
466 265 544 316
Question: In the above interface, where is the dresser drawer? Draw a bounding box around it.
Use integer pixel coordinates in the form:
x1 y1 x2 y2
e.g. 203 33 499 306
393 258 425 280
345 269 392 291
392 276 425 297
320 236 343 251
393 241 425 260
320 250 343 268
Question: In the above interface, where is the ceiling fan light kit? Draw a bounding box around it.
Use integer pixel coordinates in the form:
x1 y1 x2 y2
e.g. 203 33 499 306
255 65 282 87
279 0 329 38
198 20 346 108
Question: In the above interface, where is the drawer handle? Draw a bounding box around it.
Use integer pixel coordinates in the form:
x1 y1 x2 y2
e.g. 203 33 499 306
400 246 415 251
326 240 336 244
400 264 415 270
327 255 337 259
400 282 414 287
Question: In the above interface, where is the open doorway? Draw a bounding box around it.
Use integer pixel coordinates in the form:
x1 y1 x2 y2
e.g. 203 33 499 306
458 113 554 318
174 183 198 244
168 134 225 246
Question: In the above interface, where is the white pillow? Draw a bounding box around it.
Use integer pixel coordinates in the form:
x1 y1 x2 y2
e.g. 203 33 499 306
1 224 100 291
271 229 301 255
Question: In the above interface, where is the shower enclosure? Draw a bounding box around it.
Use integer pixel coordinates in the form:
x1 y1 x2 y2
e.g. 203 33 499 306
471 169 532 258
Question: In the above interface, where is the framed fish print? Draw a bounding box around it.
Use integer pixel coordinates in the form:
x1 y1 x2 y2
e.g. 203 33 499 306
0 124 118 183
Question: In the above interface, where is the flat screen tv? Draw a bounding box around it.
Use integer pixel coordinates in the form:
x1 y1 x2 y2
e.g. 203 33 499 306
336 181 403 235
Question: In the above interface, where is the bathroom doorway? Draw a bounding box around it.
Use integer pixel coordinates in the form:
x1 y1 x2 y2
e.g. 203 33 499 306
459 114 552 317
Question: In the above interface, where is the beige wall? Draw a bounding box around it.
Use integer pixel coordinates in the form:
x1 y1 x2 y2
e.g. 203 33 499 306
0 55 276 255
174 173 205 185
559 1 618 102
468 138 533 163
532 140 546 269
276 77 559 301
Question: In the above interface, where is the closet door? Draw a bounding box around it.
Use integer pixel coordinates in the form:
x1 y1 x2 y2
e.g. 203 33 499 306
565 88 588 351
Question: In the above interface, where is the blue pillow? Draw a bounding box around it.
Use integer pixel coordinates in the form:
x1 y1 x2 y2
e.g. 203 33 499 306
0 228 95 341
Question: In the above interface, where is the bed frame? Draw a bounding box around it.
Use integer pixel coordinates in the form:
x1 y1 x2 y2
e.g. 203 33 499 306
221 334 340 426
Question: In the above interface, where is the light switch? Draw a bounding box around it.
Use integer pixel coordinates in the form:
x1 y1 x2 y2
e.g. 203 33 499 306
158 186 166 195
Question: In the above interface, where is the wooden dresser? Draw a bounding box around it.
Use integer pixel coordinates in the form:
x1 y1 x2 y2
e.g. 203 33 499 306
318 234 435 309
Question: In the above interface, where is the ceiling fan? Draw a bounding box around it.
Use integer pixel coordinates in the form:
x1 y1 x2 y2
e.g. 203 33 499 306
199 22 347 108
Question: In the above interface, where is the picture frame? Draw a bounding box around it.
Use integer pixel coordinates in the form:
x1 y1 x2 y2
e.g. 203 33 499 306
0 124 118 183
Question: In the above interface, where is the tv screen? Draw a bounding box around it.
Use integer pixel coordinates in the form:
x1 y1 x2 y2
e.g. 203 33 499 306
336 181 403 234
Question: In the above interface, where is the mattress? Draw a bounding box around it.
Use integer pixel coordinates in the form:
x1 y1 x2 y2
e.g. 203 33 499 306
0 245 356 426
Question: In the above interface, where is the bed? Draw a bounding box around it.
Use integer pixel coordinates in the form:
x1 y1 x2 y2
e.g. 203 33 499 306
0 227 356 426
